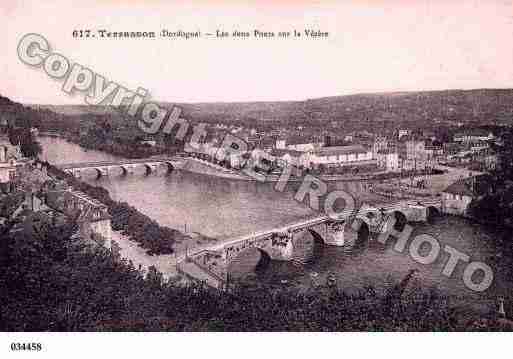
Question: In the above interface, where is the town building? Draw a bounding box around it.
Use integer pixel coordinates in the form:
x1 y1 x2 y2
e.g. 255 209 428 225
441 174 493 216
270 148 304 168
453 130 494 143
373 136 388 158
275 136 324 152
398 129 410 139
424 144 443 159
0 146 17 184
406 138 427 161
302 145 374 168
376 149 399 171
0 141 30 186
423 130 437 141
469 141 490 153
44 188 112 243
443 142 463 156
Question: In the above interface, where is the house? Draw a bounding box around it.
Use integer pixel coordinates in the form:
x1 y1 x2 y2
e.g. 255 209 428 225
398 129 410 139
469 141 490 153
453 130 494 143
44 189 112 243
270 149 304 168
275 135 324 152
423 130 437 141
373 136 388 158
0 141 30 185
376 149 399 171
424 144 443 159
472 148 499 171
406 138 426 161
441 174 493 216
140 139 156 147
443 142 463 156
303 145 374 168
483 151 499 170
0 147 17 184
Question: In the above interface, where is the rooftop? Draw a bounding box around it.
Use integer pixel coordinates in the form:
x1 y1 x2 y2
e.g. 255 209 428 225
271 148 304 157
377 149 397 155
284 135 323 146
442 174 493 198
313 145 368 156
454 129 491 137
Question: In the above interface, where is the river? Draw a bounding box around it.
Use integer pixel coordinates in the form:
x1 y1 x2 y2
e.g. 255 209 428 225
39 136 513 315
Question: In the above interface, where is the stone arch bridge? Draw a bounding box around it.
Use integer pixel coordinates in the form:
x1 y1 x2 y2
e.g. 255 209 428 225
184 199 442 288
57 157 184 179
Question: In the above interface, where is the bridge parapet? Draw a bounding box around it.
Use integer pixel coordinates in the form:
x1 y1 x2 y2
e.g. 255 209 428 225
223 231 294 262
120 164 136 175
56 157 183 178
182 198 442 288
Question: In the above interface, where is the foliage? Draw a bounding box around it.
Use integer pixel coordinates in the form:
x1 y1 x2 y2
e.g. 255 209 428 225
42 161 188 255
0 222 507 331
7 125 42 159
0 192 24 217
470 127 513 226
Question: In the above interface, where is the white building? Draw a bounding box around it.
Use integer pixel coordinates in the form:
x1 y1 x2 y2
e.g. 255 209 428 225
376 150 399 171
373 136 388 158
303 145 374 168
0 142 28 184
0 147 17 183
270 149 304 168
441 174 492 216
406 139 426 161
453 130 494 143
398 129 410 139
45 188 112 242
275 137 324 152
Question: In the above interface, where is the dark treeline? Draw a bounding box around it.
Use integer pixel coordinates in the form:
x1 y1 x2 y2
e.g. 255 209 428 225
1 220 508 331
469 127 513 227
43 161 188 255
0 95 180 159
1 95 191 255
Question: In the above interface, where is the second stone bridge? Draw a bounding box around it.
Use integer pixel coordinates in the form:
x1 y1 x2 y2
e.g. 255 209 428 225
185 199 442 288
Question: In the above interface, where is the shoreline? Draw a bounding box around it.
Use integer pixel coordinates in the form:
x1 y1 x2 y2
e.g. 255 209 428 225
180 156 388 183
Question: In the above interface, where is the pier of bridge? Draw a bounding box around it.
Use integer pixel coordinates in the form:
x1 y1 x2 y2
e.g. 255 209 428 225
57 157 184 179
183 199 442 288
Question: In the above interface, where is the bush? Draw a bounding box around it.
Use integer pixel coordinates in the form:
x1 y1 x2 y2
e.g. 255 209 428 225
43 161 186 255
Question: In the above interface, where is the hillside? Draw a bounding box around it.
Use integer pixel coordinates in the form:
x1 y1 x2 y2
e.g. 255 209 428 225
27 89 513 130
170 89 513 130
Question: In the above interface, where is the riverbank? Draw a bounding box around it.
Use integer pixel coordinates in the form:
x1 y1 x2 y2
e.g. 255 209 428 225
181 156 420 183
36 136 511 318
44 130 177 159
42 160 214 256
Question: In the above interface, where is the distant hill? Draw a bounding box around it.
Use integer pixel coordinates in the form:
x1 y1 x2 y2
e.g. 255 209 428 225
28 89 513 129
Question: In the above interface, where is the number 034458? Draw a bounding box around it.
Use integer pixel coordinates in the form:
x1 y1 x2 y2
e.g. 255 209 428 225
10 343 42 351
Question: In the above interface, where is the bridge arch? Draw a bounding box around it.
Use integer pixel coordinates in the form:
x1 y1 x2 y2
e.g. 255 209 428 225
94 168 103 179
144 163 153 175
344 218 370 249
227 247 272 279
427 206 440 223
291 229 326 265
164 162 174 173
392 210 408 231
120 165 131 176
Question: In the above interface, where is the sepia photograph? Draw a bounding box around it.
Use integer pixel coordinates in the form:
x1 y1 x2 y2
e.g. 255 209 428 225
1 0 513 357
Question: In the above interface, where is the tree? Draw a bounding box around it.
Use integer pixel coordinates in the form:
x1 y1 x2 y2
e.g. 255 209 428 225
7 125 42 159
20 135 42 158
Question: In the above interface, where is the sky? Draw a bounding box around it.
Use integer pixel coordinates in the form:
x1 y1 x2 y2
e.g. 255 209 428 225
2 0 513 104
